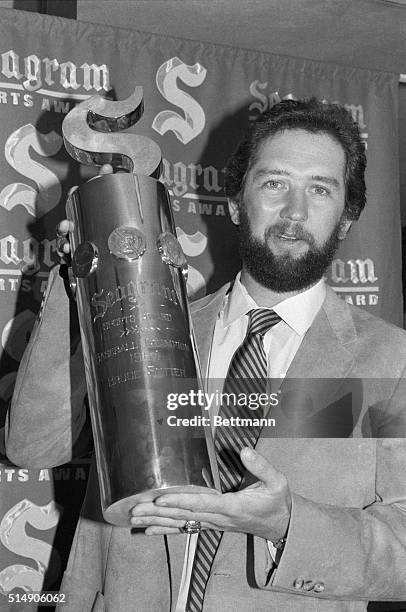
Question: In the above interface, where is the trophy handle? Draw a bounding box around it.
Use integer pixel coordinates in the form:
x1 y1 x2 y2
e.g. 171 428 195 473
62 87 161 177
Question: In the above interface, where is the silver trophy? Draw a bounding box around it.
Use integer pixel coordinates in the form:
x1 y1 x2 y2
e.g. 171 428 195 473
62 87 218 526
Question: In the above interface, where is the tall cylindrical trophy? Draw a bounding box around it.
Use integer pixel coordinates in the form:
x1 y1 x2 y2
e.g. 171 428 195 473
62 87 218 526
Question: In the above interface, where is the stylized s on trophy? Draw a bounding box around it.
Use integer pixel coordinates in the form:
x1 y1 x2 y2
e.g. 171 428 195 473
62 87 218 526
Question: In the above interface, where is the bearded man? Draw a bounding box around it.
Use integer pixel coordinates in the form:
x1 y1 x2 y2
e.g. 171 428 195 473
6 98 406 611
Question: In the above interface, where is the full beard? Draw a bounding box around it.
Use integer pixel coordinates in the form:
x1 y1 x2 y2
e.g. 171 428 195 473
238 209 343 292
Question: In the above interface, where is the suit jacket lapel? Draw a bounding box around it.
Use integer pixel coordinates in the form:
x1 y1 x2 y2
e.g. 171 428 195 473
285 286 356 380
265 287 359 438
190 284 230 378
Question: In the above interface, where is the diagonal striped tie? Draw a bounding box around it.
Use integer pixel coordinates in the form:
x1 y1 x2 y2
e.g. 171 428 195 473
186 308 281 612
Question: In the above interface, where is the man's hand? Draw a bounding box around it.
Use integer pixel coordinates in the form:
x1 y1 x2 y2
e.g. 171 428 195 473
130 447 292 542
56 164 114 263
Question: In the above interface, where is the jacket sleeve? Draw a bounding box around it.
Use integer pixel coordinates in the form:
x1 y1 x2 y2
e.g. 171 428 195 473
253 438 406 601
5 265 90 468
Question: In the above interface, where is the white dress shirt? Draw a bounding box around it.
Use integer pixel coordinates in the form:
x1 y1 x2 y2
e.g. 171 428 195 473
175 275 326 611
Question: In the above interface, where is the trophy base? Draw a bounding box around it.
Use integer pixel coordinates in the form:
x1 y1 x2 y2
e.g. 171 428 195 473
103 484 218 527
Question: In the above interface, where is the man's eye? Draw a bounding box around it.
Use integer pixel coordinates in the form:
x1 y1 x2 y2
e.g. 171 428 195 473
312 185 330 196
264 180 284 190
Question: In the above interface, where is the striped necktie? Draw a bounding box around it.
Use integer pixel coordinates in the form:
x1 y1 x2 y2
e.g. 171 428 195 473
186 308 282 612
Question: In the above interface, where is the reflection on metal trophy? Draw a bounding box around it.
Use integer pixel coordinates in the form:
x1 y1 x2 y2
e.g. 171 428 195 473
62 87 218 526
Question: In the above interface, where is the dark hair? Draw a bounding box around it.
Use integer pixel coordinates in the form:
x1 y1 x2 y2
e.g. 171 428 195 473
224 98 366 221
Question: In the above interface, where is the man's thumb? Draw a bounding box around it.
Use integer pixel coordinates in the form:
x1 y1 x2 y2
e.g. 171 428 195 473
240 447 280 488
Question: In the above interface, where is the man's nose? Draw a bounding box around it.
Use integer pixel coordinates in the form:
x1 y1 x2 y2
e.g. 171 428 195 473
280 189 308 221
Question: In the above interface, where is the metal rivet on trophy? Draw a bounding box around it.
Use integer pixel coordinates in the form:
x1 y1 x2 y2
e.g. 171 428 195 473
157 231 187 269
62 87 218 526
71 241 99 278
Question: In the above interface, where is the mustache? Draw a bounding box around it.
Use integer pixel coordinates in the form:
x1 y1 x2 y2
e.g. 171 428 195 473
265 221 314 243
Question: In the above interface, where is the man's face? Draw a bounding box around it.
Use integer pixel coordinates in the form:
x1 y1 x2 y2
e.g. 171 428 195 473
229 128 352 292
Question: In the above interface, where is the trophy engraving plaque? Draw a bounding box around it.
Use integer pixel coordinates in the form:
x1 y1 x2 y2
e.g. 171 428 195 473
62 88 218 526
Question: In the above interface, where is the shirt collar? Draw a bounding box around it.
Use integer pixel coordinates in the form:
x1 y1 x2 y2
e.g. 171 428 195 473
222 272 326 336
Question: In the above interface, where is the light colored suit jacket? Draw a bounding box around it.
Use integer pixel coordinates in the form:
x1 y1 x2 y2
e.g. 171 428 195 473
6 266 406 612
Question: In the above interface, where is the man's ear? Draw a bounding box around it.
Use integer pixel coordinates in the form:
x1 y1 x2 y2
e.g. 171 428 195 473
338 217 353 240
228 198 240 225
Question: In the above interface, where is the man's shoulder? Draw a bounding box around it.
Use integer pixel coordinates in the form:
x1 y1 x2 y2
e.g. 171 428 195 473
324 285 406 349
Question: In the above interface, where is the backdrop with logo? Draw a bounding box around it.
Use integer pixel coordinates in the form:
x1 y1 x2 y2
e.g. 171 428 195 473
0 7 402 608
